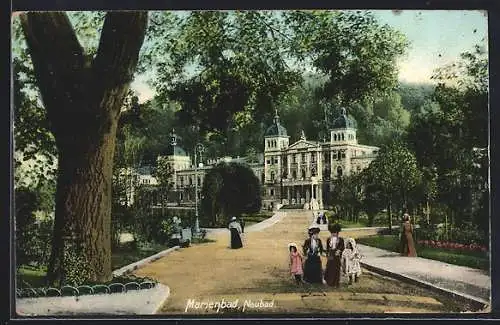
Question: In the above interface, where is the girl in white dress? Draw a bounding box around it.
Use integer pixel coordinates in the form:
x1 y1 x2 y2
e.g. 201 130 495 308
341 238 362 284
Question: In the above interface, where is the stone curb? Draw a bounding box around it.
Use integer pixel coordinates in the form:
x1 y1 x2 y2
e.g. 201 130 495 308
16 283 170 316
112 246 180 277
360 261 489 311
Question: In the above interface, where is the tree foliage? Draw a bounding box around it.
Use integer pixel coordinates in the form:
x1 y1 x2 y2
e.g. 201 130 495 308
201 162 261 227
284 10 408 105
365 141 422 228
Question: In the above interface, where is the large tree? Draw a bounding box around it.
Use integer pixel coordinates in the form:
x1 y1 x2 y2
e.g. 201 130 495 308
20 12 148 285
201 162 261 227
284 10 408 105
365 141 422 229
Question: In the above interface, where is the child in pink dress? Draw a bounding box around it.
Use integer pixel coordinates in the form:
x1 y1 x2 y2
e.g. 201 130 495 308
288 243 304 284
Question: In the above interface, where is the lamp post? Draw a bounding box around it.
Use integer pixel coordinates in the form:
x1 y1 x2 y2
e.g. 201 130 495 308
194 143 205 235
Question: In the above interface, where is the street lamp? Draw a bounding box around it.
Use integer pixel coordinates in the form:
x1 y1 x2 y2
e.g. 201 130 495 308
194 143 205 235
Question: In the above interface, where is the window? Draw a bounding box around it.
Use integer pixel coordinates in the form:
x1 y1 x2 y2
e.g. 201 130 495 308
189 177 193 185
292 155 297 163
271 171 275 181
301 169 306 179
267 159 271 165
337 151 341 160
334 134 337 141
267 140 270 148
197 177 201 186
180 193 183 200
270 189 275 196
311 168 317 176
311 154 316 163
337 166 343 178
342 133 345 141
292 170 297 179
180 176 184 186
342 151 346 158
274 157 279 164
301 153 306 161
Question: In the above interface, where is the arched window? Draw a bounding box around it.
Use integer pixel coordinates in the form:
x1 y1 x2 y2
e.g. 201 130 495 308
337 166 343 178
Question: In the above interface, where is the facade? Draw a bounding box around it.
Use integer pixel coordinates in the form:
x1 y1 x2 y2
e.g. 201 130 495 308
261 108 379 209
132 108 379 210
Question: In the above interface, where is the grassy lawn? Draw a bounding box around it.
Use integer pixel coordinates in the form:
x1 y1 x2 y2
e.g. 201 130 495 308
356 235 489 271
111 242 171 270
241 212 274 225
16 265 47 288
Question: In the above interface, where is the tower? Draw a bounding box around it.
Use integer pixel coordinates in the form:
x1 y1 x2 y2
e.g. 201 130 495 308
330 107 357 178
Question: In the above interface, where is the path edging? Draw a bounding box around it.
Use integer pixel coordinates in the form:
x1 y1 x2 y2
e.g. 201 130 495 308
360 261 489 311
16 283 170 316
112 246 180 277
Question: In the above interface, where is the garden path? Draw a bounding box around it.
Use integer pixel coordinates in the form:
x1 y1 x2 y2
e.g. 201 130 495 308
134 210 477 314
357 244 490 304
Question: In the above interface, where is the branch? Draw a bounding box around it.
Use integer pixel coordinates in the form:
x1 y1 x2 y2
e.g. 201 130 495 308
20 12 85 112
93 11 148 88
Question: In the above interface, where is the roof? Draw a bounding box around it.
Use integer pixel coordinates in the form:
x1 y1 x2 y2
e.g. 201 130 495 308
265 111 288 137
331 107 357 129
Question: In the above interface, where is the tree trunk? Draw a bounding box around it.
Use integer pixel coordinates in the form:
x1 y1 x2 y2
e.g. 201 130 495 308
387 200 393 230
21 12 147 285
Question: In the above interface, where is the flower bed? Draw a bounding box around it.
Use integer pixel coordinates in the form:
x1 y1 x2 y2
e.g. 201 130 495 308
417 240 488 253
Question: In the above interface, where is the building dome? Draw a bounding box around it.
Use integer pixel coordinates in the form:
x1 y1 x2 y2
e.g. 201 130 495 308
331 107 357 129
265 110 288 137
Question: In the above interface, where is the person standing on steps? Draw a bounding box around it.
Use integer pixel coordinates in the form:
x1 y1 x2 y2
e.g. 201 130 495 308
400 213 417 257
228 216 243 249
324 223 345 287
302 226 324 284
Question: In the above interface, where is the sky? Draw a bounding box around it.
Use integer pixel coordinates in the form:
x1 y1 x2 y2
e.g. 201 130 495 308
131 10 489 103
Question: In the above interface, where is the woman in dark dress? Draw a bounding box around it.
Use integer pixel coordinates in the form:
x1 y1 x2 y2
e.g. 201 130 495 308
400 213 417 257
302 226 324 284
324 223 345 287
229 216 243 249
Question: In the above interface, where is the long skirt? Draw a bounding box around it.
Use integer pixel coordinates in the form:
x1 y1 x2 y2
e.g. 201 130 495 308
400 233 417 257
230 228 243 249
324 257 342 287
303 255 323 283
